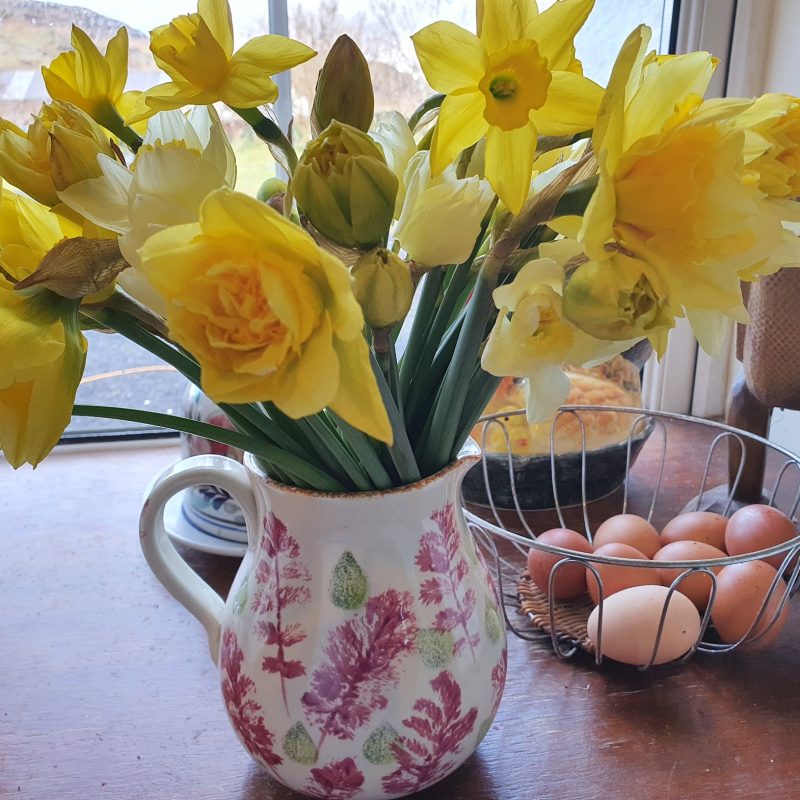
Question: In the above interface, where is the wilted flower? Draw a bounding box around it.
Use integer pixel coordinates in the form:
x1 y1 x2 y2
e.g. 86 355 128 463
293 121 398 249
393 151 494 267
139 188 392 443
132 0 315 120
351 247 414 328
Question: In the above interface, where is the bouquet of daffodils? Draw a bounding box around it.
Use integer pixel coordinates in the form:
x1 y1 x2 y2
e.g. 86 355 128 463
1 0 798 492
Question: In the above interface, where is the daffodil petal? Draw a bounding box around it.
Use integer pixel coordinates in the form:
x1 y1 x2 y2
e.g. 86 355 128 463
232 35 316 74
412 21 486 94
485 122 537 214
430 89 488 175
684 307 732 356
199 0 234 58
105 27 129 99
578 150 616 262
524 365 571 422
329 335 393 444
480 0 523 52
529 0 595 72
531 70 603 136
218 69 278 107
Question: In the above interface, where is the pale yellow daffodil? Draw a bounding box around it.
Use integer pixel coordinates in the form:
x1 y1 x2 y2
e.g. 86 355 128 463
0 189 87 469
139 188 392 443
393 151 495 268
132 0 315 121
482 256 636 420
412 0 603 214
58 106 236 315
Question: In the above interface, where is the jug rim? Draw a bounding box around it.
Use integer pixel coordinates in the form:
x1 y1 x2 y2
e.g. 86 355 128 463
243 439 481 501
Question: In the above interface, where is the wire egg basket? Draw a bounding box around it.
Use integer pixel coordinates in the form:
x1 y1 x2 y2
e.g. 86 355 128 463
465 405 800 670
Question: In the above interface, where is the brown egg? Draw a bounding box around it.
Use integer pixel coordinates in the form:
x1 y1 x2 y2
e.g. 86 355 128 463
653 541 726 611
527 528 593 600
592 514 661 558
586 543 660 604
660 511 728 551
710 560 790 650
725 504 798 570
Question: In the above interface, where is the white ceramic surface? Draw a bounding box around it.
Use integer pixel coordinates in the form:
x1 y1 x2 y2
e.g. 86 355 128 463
139 453 507 799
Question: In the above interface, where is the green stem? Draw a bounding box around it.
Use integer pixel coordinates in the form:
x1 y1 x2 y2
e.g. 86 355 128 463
371 354 421 484
232 106 298 173
72 405 345 492
300 415 374 491
398 269 445 403
551 174 599 218
450 368 502 461
416 271 496 475
328 412 393 490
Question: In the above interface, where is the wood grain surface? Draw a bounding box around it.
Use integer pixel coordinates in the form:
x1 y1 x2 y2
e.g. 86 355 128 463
2 423 799 800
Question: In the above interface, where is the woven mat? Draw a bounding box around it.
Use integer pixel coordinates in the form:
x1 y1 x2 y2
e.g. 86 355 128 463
517 573 595 653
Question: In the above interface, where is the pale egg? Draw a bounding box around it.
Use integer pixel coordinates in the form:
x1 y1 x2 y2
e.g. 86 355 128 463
653 541 727 611
527 528 593 600
587 585 701 666
710 560 790 650
725 504 798 570
592 514 661 558
660 511 727 551
586 543 660 604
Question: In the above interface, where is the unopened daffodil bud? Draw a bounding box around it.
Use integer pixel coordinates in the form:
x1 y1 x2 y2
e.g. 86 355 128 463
256 177 287 203
351 247 413 329
561 252 675 342
0 116 59 206
293 121 398 249
311 35 374 135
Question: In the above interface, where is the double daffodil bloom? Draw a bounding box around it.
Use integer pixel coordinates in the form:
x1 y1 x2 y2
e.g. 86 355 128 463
132 0 315 120
579 25 790 320
481 256 634 420
412 0 603 213
0 189 87 469
139 189 392 443
42 25 137 135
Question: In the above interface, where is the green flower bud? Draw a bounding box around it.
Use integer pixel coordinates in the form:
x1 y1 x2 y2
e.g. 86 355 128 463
351 247 413 329
562 253 675 341
311 35 374 135
256 177 287 203
293 121 398 249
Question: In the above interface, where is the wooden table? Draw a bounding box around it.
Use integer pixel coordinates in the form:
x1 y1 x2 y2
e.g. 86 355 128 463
3 426 800 800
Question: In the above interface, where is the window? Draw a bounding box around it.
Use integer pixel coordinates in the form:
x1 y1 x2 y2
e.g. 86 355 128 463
3 0 672 439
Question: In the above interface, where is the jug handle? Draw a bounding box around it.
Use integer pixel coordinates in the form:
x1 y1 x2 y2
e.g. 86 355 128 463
139 455 258 665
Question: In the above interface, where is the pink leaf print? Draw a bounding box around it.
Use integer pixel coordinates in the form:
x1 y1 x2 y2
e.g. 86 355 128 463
382 670 478 795
301 589 418 745
490 647 507 717
415 504 480 659
304 757 365 799
220 630 283 772
250 513 311 713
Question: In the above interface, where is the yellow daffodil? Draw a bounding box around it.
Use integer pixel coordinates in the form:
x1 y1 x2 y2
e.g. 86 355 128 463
579 25 786 317
412 0 603 214
42 25 136 137
58 106 236 315
139 188 392 442
0 116 58 206
393 151 494 267
133 0 315 120
481 256 634 420
735 93 800 202
0 189 87 469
